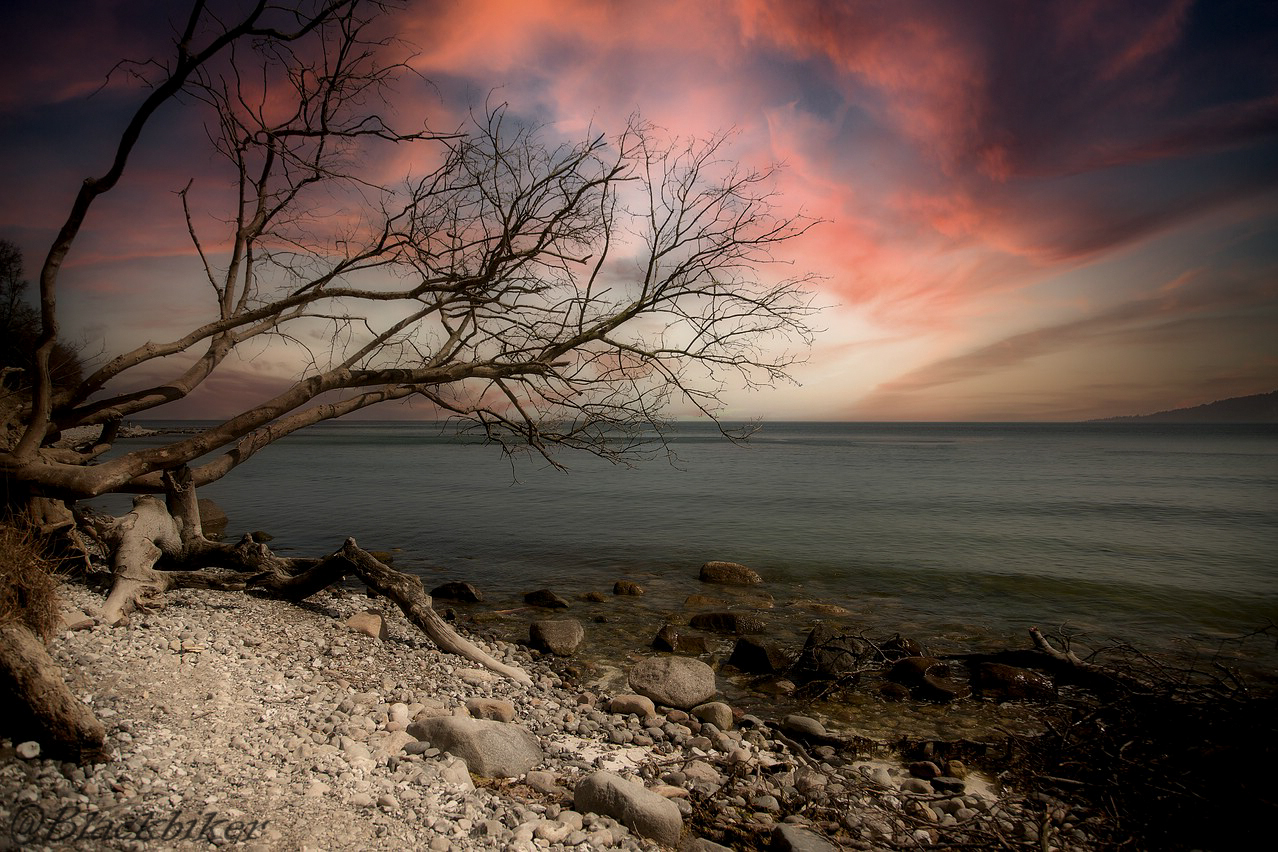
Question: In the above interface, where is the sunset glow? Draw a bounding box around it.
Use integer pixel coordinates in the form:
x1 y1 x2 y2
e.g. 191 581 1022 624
2 0 1275 421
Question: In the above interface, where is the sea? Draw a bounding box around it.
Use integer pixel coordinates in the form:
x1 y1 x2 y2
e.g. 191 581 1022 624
97 421 1278 688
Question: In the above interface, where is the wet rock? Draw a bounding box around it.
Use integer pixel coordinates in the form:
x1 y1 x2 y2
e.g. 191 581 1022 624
652 624 710 655
575 770 682 845
407 716 542 778
628 656 717 710
345 610 388 641
524 589 570 609
878 682 911 701
727 636 793 674
909 760 942 780
582 591 608 602
793 600 851 617
613 580 644 596
975 663 1057 702
689 611 767 635
881 634 927 660
530 619 584 655
197 498 229 536
888 656 972 702
699 561 763 585
430 581 484 603
793 624 867 680
652 624 679 651
684 594 728 608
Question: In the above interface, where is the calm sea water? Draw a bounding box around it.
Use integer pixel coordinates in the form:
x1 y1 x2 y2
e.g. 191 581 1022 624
101 421 1278 665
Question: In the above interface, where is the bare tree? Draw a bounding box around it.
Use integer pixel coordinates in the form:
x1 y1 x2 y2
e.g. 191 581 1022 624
0 0 816 753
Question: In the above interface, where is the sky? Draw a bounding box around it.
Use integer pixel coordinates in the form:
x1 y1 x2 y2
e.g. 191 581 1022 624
2 0 1276 422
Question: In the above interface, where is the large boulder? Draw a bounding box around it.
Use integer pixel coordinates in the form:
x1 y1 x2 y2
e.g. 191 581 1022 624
975 663 1057 702
628 655 717 710
689 611 766 635
574 770 682 845
406 716 542 778
530 619 585 656
430 581 484 603
699 561 762 585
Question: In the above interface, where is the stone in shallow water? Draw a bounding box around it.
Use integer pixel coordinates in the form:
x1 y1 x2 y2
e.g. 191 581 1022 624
689 612 766 635
727 636 792 673
430 581 484 603
524 589 570 609
974 663 1056 702
613 580 644 596
698 561 763 585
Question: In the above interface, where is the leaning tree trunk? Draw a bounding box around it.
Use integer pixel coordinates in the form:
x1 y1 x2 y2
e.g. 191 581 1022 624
0 624 109 763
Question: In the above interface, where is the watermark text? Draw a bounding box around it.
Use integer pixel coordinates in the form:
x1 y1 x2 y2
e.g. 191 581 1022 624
8 801 270 846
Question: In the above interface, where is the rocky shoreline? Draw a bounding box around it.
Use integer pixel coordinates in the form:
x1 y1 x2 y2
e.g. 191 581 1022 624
0 575 1107 851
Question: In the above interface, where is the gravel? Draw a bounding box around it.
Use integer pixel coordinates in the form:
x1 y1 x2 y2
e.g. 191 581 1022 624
1 581 1099 850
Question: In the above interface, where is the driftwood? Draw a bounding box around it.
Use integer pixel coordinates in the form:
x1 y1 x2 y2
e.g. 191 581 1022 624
77 487 532 687
336 539 532 686
0 623 108 763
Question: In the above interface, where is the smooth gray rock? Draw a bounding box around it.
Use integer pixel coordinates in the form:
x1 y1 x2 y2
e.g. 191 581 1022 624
530 619 584 656
574 770 682 845
628 656 717 710
781 714 828 740
407 716 542 778
691 701 733 731
772 823 838 851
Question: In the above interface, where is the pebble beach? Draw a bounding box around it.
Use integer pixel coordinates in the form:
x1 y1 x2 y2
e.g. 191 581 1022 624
0 573 1111 851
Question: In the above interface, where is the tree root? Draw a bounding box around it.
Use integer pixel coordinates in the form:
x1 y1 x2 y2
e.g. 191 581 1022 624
80 496 532 686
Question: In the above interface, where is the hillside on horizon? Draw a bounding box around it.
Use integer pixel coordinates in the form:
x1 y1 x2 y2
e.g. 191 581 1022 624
1096 390 1278 423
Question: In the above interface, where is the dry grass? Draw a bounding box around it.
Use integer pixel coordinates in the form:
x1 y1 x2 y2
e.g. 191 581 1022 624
0 520 61 640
